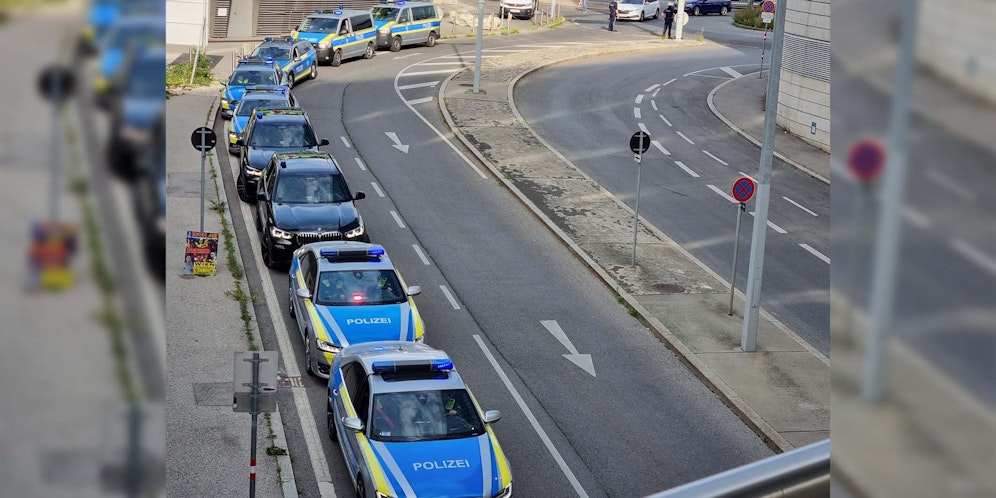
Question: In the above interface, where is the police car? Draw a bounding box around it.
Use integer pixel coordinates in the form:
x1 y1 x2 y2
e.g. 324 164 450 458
249 37 318 88
93 14 164 109
235 108 330 202
227 85 298 154
78 0 161 56
220 58 287 119
292 9 378 67
328 342 513 498
370 1 443 52
289 243 424 378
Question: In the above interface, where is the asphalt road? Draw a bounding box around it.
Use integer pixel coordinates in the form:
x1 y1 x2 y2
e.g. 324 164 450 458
214 23 773 498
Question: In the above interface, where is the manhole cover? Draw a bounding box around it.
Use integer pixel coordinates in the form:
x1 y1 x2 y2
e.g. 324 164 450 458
652 283 685 294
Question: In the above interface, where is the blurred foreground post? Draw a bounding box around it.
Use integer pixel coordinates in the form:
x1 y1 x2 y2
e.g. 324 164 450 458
473 0 485 93
863 0 920 402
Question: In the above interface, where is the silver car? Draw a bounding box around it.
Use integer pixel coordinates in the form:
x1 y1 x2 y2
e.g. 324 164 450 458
617 0 661 21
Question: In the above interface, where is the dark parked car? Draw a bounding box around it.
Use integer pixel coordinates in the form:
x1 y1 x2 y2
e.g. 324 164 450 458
235 107 329 202
684 0 731 16
107 45 165 182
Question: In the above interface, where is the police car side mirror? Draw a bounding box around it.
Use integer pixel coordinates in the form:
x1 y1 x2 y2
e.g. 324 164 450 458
483 410 501 424
296 287 311 299
235 136 245 146
343 417 364 432
353 191 366 201
406 285 421 297
220 78 228 86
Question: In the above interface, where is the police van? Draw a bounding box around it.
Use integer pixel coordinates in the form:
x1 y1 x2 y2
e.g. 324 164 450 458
369 1 443 52
293 9 378 67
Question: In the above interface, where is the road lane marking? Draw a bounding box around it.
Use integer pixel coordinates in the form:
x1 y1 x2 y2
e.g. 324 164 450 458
926 170 977 202
340 136 351 148
782 196 818 216
472 335 590 498
708 184 737 203
397 81 440 90
652 88 661 97
651 100 658 111
634 107 641 119
738 171 757 183
902 206 931 229
392 52 422 59
354 157 367 171
638 122 650 134
417 61 468 65
515 44 564 48
662 77 676 87
658 114 672 127
644 83 660 92
440 285 461 309
651 140 670 155
748 211 788 233
482 48 530 52
800 243 831 264
390 210 405 228
674 160 700 178
405 96 434 105
703 150 728 165
413 244 431 265
720 66 744 78
952 239 996 276
400 68 462 77
439 54 504 58
635 95 643 104
676 131 695 145
371 181 385 197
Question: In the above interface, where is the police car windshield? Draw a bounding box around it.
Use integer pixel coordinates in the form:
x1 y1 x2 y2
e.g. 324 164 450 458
230 69 278 86
274 172 351 204
249 122 317 147
253 46 292 60
126 60 165 98
316 270 404 306
237 98 287 116
107 24 163 49
621 0 643 4
370 389 485 442
370 7 400 21
298 17 339 33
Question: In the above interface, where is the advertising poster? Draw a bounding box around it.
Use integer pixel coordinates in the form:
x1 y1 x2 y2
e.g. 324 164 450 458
183 231 219 276
27 221 78 290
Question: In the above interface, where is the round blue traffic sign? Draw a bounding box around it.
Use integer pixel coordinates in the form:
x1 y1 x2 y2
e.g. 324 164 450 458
848 139 885 182
732 176 756 203
761 0 775 13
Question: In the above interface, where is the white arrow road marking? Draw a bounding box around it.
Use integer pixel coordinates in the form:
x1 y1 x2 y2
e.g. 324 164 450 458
392 52 422 59
397 81 440 90
405 96 433 105
720 66 743 78
674 160 700 178
340 136 351 148
385 132 409 153
702 150 727 165
800 243 831 264
651 140 670 156
540 320 596 377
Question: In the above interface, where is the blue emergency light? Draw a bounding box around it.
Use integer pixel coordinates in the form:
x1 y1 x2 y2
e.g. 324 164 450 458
371 358 453 374
264 36 273 42
320 245 385 260
333 9 343 15
256 111 264 119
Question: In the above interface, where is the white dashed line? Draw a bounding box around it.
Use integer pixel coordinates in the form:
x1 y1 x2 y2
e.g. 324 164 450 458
397 81 440 90
702 150 727 165
439 54 503 58
482 48 530 52
635 95 644 104
708 184 737 203
515 44 564 48
676 131 695 145
370 181 385 197
390 210 406 228
651 140 670 156
417 61 468 65
440 285 461 309
651 100 658 111
644 83 660 92
926 170 978 202
738 172 757 183
662 77 677 87
413 244 431 266
652 88 661 98
340 136 351 148
406 96 434 105
400 68 462 77
634 107 642 119
952 239 996 276
720 66 744 78
902 206 931 229
659 114 672 127
354 157 367 171
674 160 700 178
747 211 788 234
638 122 650 134
782 196 818 216
800 243 831 264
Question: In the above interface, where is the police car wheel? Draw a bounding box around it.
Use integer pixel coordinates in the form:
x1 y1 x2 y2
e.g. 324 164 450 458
426 31 437 47
331 50 343 67
262 239 277 268
355 476 366 498
237 174 251 203
305 335 315 375
363 42 374 59
390 36 402 52
310 62 318 79
326 404 338 441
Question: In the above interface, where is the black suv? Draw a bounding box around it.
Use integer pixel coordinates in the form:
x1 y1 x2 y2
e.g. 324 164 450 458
254 151 368 268
235 108 329 202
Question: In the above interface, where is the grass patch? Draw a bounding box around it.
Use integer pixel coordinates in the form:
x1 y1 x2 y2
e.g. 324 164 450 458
545 17 566 28
733 6 769 29
167 52 214 90
500 28 520 35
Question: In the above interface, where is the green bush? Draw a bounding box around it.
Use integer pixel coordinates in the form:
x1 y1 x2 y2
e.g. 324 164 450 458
733 6 768 29
166 52 214 89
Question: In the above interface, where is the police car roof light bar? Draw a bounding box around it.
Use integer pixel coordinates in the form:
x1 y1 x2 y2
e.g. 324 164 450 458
371 359 453 374
319 245 385 261
264 36 273 42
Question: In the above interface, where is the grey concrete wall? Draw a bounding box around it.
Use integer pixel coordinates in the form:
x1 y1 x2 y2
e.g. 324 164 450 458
917 0 994 104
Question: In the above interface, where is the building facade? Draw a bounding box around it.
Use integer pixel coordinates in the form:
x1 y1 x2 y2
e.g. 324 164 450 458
776 0 830 153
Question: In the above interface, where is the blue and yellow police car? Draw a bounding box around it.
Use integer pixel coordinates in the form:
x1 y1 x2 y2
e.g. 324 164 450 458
93 14 164 109
227 85 298 154
79 0 161 56
290 242 423 378
220 58 286 119
370 1 443 52
249 37 319 89
292 9 378 67
328 341 513 498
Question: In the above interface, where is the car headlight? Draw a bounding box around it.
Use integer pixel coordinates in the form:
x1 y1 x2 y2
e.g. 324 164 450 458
229 131 238 143
493 483 512 498
317 339 341 353
344 223 364 239
318 42 331 49
245 167 263 177
378 27 391 35
270 226 294 240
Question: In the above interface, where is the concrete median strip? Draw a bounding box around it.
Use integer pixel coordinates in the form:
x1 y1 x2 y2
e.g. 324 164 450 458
437 40 827 453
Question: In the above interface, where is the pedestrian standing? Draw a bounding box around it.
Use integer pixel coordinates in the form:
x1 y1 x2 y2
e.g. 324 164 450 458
608 0 618 31
663 1 676 38
579 0 588 12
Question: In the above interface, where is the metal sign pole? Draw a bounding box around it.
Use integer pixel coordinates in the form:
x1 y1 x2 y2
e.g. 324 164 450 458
50 77 61 222
473 0 485 93
729 203 745 316
631 150 643 266
760 24 768 78
249 352 260 498
200 133 207 232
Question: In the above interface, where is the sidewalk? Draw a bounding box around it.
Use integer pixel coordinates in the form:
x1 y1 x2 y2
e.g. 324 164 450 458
165 94 293 498
709 71 831 183
437 40 829 452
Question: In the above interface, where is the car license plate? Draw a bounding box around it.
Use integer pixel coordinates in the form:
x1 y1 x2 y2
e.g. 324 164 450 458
510 8 520 12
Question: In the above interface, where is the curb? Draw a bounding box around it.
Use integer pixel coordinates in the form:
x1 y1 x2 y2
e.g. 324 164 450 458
731 20 771 31
437 45 818 453
706 71 831 185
